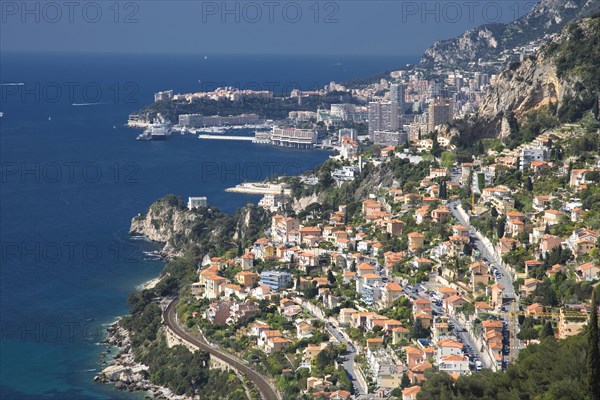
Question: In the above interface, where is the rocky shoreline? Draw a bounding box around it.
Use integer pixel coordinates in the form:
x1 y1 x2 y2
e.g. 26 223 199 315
94 321 190 400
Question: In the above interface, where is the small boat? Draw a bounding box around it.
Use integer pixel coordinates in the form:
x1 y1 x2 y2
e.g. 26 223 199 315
136 133 151 141
48 116 52 121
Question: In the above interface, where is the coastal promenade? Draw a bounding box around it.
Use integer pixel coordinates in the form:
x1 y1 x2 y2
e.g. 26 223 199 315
163 298 281 400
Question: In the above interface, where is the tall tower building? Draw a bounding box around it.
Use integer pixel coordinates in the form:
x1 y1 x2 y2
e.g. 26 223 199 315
428 98 454 133
368 101 399 141
389 83 406 113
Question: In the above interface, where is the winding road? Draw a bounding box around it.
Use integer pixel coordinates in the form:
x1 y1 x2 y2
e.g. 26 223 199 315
163 298 280 400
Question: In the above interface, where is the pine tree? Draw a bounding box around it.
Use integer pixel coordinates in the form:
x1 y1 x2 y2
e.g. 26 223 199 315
327 269 336 285
411 318 429 339
496 220 505 239
439 180 447 199
588 289 600 400
476 140 484 154
526 177 533 192
400 372 410 388
540 321 554 339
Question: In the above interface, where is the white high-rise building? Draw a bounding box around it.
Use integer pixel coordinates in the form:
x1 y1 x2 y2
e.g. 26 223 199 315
389 83 405 113
368 101 399 141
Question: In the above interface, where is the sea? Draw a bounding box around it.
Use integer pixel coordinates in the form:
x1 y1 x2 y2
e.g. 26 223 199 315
0 52 417 399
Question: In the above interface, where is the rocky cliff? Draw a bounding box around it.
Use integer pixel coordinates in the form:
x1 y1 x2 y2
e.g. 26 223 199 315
420 0 599 68
130 195 269 258
477 52 561 139
477 15 600 139
130 198 199 257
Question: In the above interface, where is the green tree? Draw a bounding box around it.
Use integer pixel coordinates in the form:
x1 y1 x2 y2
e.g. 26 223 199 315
327 269 336 285
315 347 338 372
411 318 429 339
588 289 600 400
401 372 410 388
303 282 318 299
496 216 506 239
440 151 457 168
477 173 485 192
418 372 455 400
431 132 442 157
540 321 554 340
540 380 592 400
439 180 448 200
526 176 533 192
517 317 538 342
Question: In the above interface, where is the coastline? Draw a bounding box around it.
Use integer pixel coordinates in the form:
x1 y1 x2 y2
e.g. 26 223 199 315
136 276 162 291
95 321 190 400
95 255 178 398
2 51 396 400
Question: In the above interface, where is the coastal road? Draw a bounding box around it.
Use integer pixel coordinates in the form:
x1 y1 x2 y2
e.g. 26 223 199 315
163 299 280 400
447 200 521 361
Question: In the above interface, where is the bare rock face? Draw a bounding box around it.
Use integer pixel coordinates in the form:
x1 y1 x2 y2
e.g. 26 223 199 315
476 15 599 139
478 53 560 125
292 193 320 213
129 195 267 258
130 200 199 257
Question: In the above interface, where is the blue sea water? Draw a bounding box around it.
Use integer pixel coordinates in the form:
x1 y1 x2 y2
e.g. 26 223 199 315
0 52 416 399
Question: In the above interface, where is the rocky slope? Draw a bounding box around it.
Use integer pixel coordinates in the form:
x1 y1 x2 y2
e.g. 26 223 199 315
130 195 270 258
292 157 431 213
130 198 200 257
477 15 600 139
95 322 189 399
420 0 600 68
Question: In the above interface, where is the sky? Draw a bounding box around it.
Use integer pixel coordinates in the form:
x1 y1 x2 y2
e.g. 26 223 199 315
1 1 537 55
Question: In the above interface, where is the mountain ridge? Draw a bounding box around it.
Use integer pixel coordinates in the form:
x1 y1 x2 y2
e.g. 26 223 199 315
420 0 600 68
